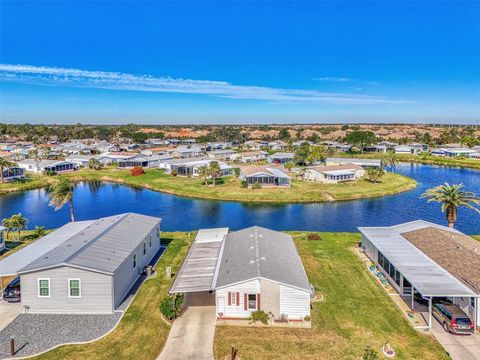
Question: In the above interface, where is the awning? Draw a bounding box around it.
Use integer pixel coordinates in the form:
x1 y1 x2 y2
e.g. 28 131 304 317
359 226 477 297
0 221 93 277
169 228 229 293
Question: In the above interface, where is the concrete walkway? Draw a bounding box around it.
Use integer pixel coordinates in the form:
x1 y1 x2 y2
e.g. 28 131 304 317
430 319 480 360
158 292 216 360
0 301 21 332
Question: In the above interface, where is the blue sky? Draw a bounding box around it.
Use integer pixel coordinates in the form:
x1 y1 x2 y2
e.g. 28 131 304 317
0 1 479 124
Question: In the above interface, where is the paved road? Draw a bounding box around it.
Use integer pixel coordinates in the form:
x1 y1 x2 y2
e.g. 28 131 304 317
430 318 480 360
0 301 20 332
158 292 216 360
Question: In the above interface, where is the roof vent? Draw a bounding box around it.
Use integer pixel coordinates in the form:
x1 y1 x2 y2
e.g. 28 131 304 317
258 234 264 238
261 256 266 261
249 260 255 264
249 246 254 250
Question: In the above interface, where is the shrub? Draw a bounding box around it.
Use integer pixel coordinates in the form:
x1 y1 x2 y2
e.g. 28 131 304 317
130 166 145 176
304 315 311 321
240 180 248 188
252 182 262 189
45 170 57 176
362 346 379 360
249 310 269 325
171 169 178 177
233 167 240 176
307 233 321 241
159 294 184 320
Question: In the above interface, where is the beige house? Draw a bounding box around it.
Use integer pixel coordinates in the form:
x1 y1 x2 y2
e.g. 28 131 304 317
304 163 364 183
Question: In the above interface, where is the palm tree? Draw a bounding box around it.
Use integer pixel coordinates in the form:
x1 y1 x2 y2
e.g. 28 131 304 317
208 161 221 187
32 225 46 239
0 157 17 183
10 213 28 241
1 218 14 240
28 148 43 171
48 177 75 222
421 183 480 228
88 158 103 170
366 167 385 183
198 165 209 187
381 152 397 171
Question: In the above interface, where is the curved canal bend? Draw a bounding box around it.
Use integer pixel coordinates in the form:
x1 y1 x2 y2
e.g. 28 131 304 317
1 163 479 234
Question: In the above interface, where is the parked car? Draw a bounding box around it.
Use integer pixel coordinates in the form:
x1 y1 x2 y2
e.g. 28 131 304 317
433 304 474 335
414 293 449 306
2 277 21 302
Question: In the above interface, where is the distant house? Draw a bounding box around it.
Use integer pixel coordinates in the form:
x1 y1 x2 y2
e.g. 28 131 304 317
267 152 294 164
267 141 288 151
364 145 387 153
231 151 268 163
243 140 268 150
141 147 175 157
408 143 429 152
173 146 204 159
66 155 113 167
470 152 480 160
359 220 480 330
304 164 364 183
160 157 233 177
431 147 477 158
3 213 162 314
394 145 419 155
205 142 232 151
117 154 173 168
18 159 77 174
239 165 291 187
1 167 25 182
207 149 237 161
326 158 382 169
170 227 312 324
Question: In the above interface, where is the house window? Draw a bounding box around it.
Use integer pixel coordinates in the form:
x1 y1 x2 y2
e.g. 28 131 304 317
68 279 81 298
471 297 476 309
248 294 257 310
143 242 146 255
149 236 152 248
133 254 137 269
38 278 50 298
229 292 237 305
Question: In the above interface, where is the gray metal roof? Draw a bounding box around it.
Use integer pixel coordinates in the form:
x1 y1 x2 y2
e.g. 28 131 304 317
359 220 477 297
214 227 311 291
268 152 294 159
326 157 382 166
170 228 229 293
0 221 94 277
18 213 161 275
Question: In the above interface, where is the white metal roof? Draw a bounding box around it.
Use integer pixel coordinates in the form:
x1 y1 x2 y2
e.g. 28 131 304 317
0 221 93 277
323 169 356 176
359 221 477 297
169 228 229 293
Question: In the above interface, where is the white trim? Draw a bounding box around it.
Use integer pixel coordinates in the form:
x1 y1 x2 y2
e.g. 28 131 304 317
37 278 50 298
68 278 82 298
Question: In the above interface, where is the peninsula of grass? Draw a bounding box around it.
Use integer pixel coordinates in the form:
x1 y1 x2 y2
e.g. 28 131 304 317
214 232 449 360
0 167 417 203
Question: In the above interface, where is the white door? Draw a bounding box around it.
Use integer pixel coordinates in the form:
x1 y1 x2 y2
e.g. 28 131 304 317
217 296 225 317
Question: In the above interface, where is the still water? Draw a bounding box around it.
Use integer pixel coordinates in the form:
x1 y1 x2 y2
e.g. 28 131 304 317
1 163 479 234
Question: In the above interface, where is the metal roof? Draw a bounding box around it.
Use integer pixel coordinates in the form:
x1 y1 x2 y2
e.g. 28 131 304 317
0 221 94 277
18 213 161 275
214 227 311 291
170 228 228 293
326 158 382 166
359 220 477 297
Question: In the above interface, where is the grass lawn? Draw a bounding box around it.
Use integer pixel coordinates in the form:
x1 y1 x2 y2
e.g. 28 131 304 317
0 230 53 260
0 167 417 203
32 232 194 360
473 235 480 241
0 174 52 194
214 232 449 360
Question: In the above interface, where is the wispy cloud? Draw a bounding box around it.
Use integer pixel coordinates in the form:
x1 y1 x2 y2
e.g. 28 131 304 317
0 64 403 105
313 76 379 86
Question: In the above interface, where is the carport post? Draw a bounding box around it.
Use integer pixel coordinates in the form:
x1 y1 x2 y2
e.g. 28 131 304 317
411 288 415 310
475 297 478 333
428 297 432 330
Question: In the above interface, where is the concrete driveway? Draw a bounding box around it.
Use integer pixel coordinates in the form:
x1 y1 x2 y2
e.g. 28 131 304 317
430 318 480 360
0 301 21 332
158 292 216 360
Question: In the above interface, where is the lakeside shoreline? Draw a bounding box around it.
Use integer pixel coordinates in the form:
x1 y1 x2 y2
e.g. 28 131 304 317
0 168 417 204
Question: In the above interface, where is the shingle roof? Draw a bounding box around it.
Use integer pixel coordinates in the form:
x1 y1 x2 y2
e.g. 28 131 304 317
214 227 310 291
19 213 161 275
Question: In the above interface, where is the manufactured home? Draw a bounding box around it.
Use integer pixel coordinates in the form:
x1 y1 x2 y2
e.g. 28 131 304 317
360 220 480 331
304 163 364 183
267 152 294 164
18 159 77 174
239 165 291 187
231 151 268 163
326 157 382 169
1 167 25 182
170 227 312 324
0 213 162 314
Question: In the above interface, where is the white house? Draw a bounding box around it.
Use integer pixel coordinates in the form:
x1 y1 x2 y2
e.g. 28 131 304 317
160 157 233 177
231 151 268 163
394 145 420 155
207 149 237 161
304 164 364 183
65 155 113 167
18 159 77 174
170 227 312 324
326 157 382 168
1 167 25 182
267 152 294 164
359 220 480 331
431 147 477 158
0 213 162 314
239 165 291 187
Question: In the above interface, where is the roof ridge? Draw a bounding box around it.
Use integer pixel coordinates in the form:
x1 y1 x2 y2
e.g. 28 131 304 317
63 213 131 264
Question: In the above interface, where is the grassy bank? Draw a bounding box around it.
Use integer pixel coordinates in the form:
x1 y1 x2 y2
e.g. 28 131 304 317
214 232 448 360
33 232 194 360
0 230 53 260
0 168 417 203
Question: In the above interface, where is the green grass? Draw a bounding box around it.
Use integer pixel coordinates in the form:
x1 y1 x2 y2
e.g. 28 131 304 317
0 168 417 203
33 232 194 360
473 235 480 241
0 174 52 194
0 230 54 260
214 232 449 360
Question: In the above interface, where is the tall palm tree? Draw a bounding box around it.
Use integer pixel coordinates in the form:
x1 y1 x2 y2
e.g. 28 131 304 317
1 218 14 240
48 177 75 222
421 183 480 228
10 213 28 241
208 161 221 187
0 157 17 183
198 165 209 187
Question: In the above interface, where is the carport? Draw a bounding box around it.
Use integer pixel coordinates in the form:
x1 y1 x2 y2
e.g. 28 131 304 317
360 224 479 331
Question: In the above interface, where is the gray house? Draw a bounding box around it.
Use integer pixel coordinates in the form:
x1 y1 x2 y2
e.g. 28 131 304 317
16 213 162 314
